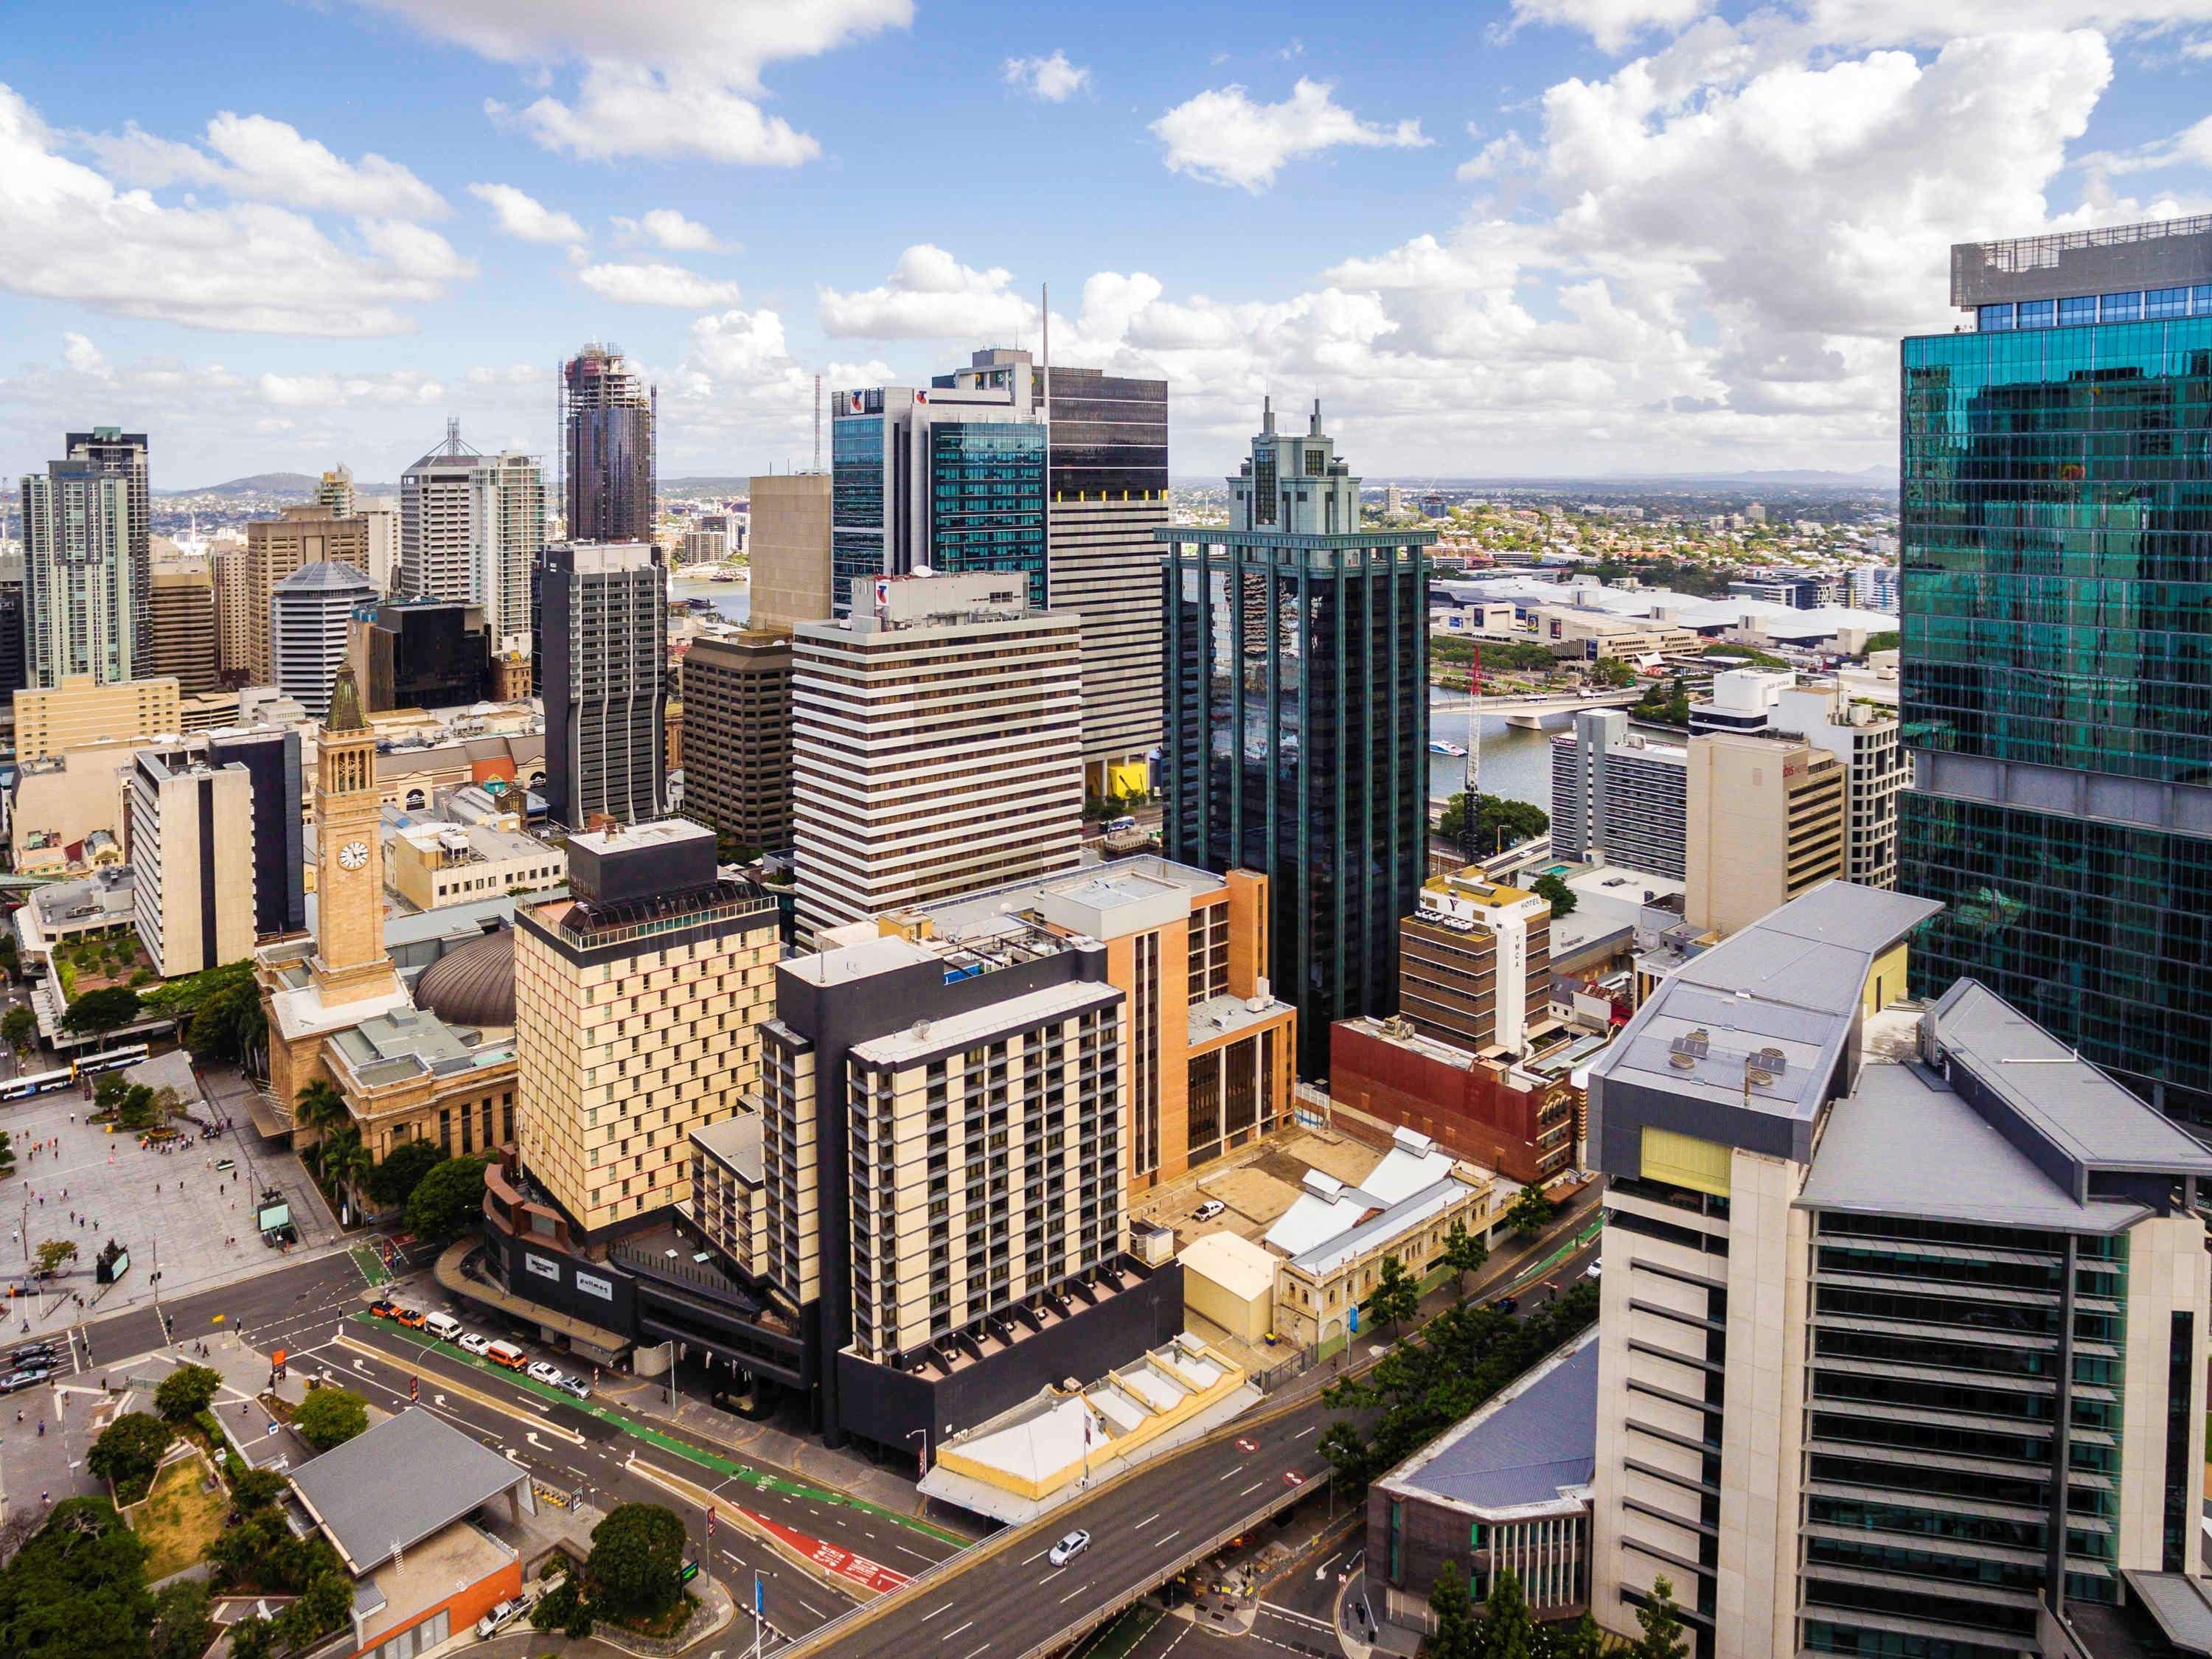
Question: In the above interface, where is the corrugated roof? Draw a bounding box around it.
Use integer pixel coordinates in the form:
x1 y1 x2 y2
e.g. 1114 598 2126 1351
1385 1330 1598 1513
289 1407 526 1575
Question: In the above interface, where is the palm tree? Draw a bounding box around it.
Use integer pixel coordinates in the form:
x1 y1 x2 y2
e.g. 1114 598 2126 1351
293 1079 349 1138
320 1129 373 1212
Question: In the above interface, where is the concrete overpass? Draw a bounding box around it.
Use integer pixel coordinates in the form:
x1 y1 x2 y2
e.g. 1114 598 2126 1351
1431 686 1643 728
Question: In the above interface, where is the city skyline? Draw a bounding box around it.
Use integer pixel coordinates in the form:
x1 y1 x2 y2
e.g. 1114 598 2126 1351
2 1 2209 487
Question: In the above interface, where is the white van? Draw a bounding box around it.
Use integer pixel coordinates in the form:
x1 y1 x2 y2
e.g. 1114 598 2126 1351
422 1312 465 1343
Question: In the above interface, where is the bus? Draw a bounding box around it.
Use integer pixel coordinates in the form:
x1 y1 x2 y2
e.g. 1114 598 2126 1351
0 1067 74 1103
73 1044 150 1079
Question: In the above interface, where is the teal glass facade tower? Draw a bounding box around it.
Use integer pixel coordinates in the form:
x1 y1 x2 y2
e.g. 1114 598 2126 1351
1161 402 1433 1077
1898 215 2212 1119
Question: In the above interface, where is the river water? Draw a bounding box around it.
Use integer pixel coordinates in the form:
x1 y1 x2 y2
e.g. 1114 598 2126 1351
671 576 1564 815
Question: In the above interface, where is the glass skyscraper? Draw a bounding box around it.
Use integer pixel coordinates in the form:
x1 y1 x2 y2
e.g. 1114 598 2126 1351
1161 402 1433 1077
1898 215 2212 1119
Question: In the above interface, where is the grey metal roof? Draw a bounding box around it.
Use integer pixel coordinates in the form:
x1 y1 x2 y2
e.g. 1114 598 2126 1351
2124 1570 2212 1654
1743 880 1941 958
274 560 378 593
1798 1062 2146 1234
1381 1330 1597 1514
288 1406 527 1574
1932 981 2212 1178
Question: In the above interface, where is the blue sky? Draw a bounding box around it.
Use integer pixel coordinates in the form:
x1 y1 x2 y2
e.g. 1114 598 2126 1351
2 0 2209 488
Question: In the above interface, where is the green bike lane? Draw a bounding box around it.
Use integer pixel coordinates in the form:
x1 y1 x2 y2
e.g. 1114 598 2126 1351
349 1313 966 1547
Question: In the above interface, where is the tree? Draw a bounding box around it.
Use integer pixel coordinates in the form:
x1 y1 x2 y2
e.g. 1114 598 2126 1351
114 1087 158 1132
1440 1220 1489 1304
1 1006 35 1054
226 1614 274 1659
88 1413 173 1500
229 1467 288 1514
1548 1613 1607 1659
1363 1253 1420 1340
587 1503 689 1621
148 1580 214 1659
1590 655 1637 689
365 1141 446 1210
292 1079 349 1141
0 1130 13 1180
1530 874 1577 919
406 1153 491 1242
1436 793 1549 856
1475 1568 1539 1659
34 1239 77 1276
1506 1183 1557 1239
153 1363 222 1425
0 1497 156 1659
1634 1576 1690 1659
274 1569 355 1650
1427 1562 1481 1659
293 1387 368 1452
319 1128 373 1203
60 987 140 1036
1862 630 1900 655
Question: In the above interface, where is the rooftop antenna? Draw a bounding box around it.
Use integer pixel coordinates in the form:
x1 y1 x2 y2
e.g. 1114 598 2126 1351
813 372 823 473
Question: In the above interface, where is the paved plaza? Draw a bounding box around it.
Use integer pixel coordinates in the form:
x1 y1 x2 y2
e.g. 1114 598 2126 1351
1 1062 340 1345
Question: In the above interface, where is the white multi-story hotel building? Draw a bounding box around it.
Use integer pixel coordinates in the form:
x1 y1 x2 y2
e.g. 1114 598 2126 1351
400 425 546 651
790 570 1082 942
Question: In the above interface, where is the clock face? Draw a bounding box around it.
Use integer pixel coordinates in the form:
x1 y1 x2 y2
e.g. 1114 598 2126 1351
338 840 369 872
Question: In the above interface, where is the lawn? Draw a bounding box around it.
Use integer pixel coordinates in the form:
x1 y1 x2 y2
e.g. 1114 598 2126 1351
134 1455 229 1581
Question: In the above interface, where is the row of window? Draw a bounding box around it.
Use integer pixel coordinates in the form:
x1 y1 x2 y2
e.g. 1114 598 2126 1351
1977 286 2212 331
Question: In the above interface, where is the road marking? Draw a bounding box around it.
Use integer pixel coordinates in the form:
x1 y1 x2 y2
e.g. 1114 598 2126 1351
1262 1604 1336 1631
959 1645 990 1659
942 1620 974 1640
1040 1568 1065 1585
1059 1585 1089 1604
1238 1480 1264 1495
919 1602 955 1623
1155 1529 1181 1547
1020 1545 1055 1564
1293 1425 1317 1439
1133 1512 1160 1529
894 1544 931 1562
1215 1466 1241 1481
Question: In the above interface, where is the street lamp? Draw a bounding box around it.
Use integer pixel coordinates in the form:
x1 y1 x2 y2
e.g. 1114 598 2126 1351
905 1426 928 1482
750 1568 773 1659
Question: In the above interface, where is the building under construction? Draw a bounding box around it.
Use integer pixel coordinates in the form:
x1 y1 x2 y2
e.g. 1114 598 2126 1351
559 343 655 544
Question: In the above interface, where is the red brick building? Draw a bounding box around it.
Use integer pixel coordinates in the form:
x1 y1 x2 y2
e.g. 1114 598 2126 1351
1329 1016 1579 1185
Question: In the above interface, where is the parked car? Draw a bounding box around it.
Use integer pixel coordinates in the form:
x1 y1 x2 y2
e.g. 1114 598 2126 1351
395 1307 428 1329
1048 1529 1091 1568
1582 1262 1601 1281
526 1361 563 1386
366 1298 398 1321
1 1366 53 1393
554 1374 591 1401
457 1332 490 1356
474 1598 526 1639
1192 1200 1226 1223
1491 1295 1519 1315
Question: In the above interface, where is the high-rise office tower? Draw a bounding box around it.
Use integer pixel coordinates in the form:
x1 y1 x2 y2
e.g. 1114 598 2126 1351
1161 402 1433 1076
272 562 378 720
244 505 371 683
20 428 151 686
212 541 253 678
1684 731 1846 937
1398 866 1553 1057
349 598 493 712
208 725 304 938
790 570 1082 942
748 473 833 630
1548 709 1690 879
147 561 219 693
314 464 356 520
560 344 655 544
832 349 1169 790
679 630 793 855
1586 883 2212 1656
400 425 545 650
538 542 667 830
1897 218 2212 1121
512 820 777 1237
0 550 31 699
128 745 256 977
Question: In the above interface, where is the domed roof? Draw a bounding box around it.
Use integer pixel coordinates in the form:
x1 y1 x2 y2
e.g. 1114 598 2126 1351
413 927 515 1029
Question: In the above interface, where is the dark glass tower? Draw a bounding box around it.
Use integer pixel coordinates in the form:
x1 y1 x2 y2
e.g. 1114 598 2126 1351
1897 216 2212 1119
561 344 655 543
538 541 667 830
1161 402 1433 1077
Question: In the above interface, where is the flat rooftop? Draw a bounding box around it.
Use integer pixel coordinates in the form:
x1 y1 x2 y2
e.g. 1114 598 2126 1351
899 854 1224 942
289 1406 527 1576
1381 1329 1597 1515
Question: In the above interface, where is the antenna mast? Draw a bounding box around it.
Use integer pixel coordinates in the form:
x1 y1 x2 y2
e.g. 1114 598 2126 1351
813 373 823 473
553 357 565 535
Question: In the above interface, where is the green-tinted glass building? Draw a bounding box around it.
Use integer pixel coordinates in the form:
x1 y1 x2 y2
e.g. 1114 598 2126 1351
1898 215 2212 1120
1160 402 1433 1077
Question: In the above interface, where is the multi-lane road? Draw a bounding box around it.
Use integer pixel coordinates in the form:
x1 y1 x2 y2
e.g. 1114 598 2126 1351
74 1246 967 1646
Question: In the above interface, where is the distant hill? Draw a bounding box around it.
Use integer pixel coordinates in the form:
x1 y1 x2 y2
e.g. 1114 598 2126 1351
156 472 317 498
659 476 757 495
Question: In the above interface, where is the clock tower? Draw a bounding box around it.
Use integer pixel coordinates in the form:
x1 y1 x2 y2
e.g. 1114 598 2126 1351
310 666 400 1007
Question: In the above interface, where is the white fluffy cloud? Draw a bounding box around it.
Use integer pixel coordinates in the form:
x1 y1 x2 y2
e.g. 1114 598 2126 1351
1509 0 1712 52
86 112 446 218
358 0 910 164
1004 50 1091 102
256 369 447 408
0 85 469 336
577 262 742 306
1150 77 1430 192
612 208 720 251
818 245 1036 339
467 181 586 244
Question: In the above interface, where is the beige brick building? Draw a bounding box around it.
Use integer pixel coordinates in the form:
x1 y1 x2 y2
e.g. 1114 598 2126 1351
678 629 792 855
147 565 220 693
246 506 372 681
14 674 181 762
513 820 779 1237
126 746 257 976
746 473 831 632
1684 730 1847 938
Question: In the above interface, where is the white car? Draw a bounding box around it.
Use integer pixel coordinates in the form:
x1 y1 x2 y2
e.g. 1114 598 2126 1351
457 1332 490 1356
1048 1529 1091 1568
1192 1200 1226 1223
526 1361 563 1386
1582 1262 1602 1281
474 1597 525 1639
